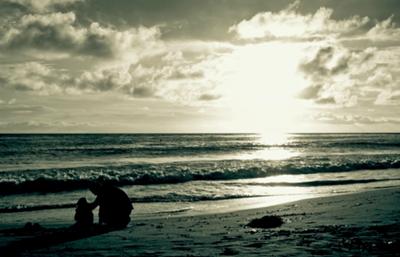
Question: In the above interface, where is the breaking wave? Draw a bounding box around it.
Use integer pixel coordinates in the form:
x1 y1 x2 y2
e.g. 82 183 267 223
1 157 399 195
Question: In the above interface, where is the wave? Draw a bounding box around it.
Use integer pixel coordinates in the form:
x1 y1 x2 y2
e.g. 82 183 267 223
130 193 262 203
0 155 400 195
1 157 400 195
153 207 193 215
228 178 400 187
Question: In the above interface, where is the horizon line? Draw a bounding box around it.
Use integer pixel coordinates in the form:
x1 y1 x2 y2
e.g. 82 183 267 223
1 132 400 135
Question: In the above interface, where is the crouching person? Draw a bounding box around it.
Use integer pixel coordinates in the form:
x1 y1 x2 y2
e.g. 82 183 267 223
89 183 133 228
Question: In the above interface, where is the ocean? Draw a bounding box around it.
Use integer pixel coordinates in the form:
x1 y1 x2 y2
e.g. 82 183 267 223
1 133 400 227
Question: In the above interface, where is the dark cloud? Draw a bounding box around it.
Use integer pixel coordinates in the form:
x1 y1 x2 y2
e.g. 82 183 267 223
168 70 204 80
300 47 350 78
0 11 161 58
4 0 84 12
131 86 155 98
198 93 221 101
297 84 322 100
315 97 336 105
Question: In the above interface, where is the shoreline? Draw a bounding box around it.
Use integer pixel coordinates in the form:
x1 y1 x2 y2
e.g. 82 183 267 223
2 186 399 256
0 191 320 230
0 185 397 227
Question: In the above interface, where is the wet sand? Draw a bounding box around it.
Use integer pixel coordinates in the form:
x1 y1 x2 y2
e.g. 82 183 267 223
2 187 399 257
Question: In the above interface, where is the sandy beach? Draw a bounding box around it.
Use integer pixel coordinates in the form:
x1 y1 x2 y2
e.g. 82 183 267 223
1 187 399 257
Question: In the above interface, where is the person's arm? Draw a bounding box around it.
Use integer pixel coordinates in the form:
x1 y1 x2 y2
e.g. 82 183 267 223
74 210 79 222
88 197 99 210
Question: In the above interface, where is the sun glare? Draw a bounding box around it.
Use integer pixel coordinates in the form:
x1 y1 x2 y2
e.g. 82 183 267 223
218 42 308 133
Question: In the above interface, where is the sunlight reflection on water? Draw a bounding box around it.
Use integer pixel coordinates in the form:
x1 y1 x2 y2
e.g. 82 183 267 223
239 148 299 160
238 132 300 160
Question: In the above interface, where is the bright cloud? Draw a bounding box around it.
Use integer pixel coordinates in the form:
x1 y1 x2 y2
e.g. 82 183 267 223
309 112 400 125
297 45 378 107
229 1 369 40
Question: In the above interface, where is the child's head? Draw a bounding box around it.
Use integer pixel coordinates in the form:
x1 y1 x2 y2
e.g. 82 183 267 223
76 197 88 207
74 197 94 226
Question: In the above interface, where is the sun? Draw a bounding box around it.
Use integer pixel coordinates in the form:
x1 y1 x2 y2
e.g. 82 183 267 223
216 42 308 133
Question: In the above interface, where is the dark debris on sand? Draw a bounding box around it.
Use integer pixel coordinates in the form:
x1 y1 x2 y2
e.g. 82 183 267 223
247 215 284 229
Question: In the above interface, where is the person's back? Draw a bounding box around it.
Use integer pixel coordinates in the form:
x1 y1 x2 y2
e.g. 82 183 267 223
90 184 133 228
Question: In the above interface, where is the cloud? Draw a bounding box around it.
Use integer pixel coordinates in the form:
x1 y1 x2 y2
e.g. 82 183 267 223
298 44 379 107
0 62 64 94
0 61 135 95
0 120 101 132
0 98 17 105
0 104 54 115
227 0 400 110
299 46 356 77
229 1 369 40
0 11 162 58
367 15 400 41
297 84 322 100
198 93 221 101
0 49 220 104
315 97 336 105
5 0 83 12
122 50 217 102
375 90 400 106
76 66 132 92
310 113 400 125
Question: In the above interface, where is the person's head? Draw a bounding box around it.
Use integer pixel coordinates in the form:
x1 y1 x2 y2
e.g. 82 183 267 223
89 182 102 195
89 178 108 195
76 197 88 207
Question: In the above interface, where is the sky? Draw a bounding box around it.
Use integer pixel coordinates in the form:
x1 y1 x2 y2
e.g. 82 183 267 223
0 0 400 133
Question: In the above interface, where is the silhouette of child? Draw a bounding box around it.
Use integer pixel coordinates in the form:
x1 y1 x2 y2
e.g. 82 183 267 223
74 197 93 228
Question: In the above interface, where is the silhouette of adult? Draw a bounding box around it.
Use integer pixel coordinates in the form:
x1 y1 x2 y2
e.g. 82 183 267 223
89 183 133 228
